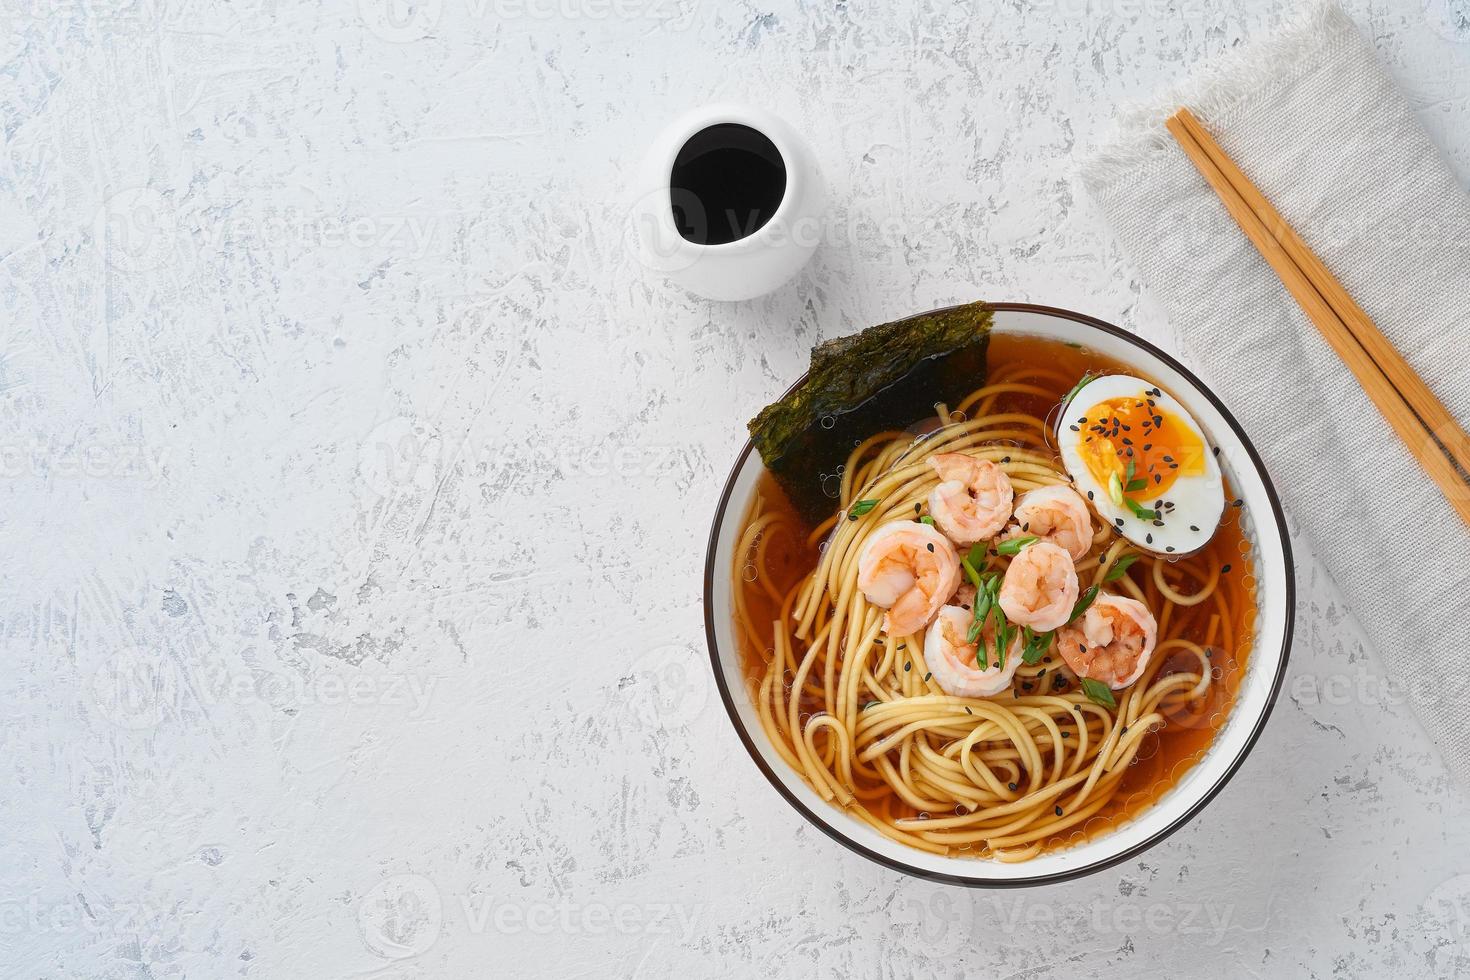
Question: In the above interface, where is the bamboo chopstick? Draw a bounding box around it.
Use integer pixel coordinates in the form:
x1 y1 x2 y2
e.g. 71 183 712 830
1164 107 1470 527
1171 109 1470 480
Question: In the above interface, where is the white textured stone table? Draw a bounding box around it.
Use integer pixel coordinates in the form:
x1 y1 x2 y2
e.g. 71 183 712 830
6 0 1470 976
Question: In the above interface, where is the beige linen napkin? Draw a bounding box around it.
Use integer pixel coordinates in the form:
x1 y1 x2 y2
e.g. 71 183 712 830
1078 2 1470 784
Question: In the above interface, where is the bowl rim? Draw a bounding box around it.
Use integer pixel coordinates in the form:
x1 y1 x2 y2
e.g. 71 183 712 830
701 301 1296 888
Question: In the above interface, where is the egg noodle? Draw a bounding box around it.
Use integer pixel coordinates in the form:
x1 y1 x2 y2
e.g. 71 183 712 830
732 354 1255 862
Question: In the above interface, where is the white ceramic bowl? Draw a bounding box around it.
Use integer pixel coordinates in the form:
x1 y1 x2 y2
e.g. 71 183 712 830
702 303 1294 887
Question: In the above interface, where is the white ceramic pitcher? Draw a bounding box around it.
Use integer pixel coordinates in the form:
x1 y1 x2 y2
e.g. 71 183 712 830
630 104 824 302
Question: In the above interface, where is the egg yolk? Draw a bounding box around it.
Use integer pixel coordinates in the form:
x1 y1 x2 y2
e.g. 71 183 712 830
1076 395 1205 500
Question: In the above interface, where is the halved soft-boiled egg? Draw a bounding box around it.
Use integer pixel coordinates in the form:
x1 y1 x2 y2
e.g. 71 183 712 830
1056 374 1224 556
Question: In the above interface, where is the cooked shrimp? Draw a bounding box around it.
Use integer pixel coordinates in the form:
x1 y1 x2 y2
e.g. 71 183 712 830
923 605 1022 698
857 521 962 637
926 452 1014 546
997 540 1078 632
1006 484 1093 561
1056 593 1158 689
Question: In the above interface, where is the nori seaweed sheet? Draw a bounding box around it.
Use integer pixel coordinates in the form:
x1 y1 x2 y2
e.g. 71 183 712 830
748 301 994 526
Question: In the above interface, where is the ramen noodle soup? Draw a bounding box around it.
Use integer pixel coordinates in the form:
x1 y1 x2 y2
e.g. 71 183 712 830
732 334 1256 862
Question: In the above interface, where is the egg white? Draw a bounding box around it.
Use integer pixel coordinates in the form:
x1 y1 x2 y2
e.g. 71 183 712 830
1056 374 1225 556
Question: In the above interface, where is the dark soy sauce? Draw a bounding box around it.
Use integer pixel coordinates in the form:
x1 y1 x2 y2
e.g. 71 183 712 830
669 124 786 245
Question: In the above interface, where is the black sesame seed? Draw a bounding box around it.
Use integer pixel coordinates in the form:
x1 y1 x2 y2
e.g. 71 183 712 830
1166 546 1175 553
926 543 934 552
1055 805 1064 816
1221 563 1232 573
1008 782 1018 791
1212 446 1221 457
1146 533 1153 544
1069 425 1079 432
1190 524 1199 532
923 672 932 682
915 503 922 514
965 706 973 714
1062 731 1071 738
904 662 911 672
1233 498 1243 508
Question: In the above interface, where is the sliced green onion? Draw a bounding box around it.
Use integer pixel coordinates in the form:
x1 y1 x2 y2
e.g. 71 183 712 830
995 535 1037 557
961 559 983 590
1065 585 1099 625
1125 477 1147 492
966 542 988 569
1020 627 1050 665
1104 553 1141 583
1081 678 1117 709
918 515 935 526
848 499 879 518
1060 372 1094 412
966 619 983 645
1107 471 1124 507
1124 497 1159 520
